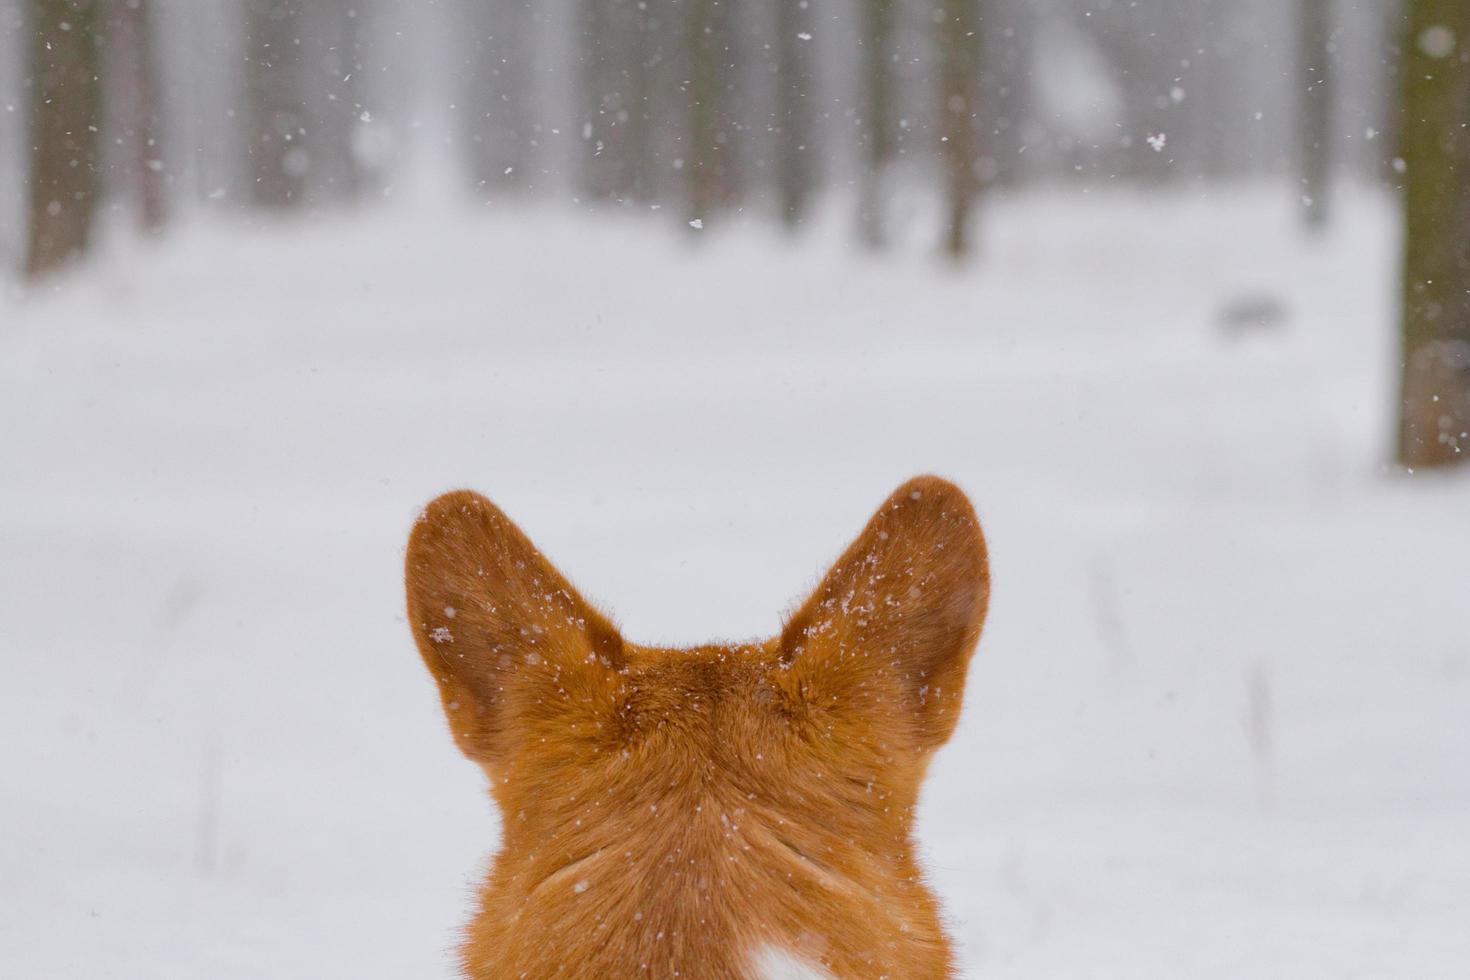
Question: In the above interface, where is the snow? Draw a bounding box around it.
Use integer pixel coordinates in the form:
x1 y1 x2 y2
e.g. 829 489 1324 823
754 945 834 980
1 186 1467 977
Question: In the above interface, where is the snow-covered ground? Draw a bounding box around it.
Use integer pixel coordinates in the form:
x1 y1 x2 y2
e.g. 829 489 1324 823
2 187 1466 978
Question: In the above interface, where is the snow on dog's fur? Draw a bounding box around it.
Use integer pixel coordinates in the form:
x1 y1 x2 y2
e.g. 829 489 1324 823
405 476 989 978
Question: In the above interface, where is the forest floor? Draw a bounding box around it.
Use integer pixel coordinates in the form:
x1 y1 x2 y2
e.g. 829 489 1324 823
2 185 1467 977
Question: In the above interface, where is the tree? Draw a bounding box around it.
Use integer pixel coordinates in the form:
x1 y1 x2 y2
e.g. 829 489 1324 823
460 0 534 195
108 0 167 232
936 0 981 258
1076 0 1183 184
580 0 659 202
982 0 1032 189
622 0 659 202
1396 0 1470 468
1298 0 1334 231
684 0 726 224
681 0 747 227
774 0 815 228
1374 2 1408 185
244 0 306 208
25 0 104 278
857 0 895 246
302 0 368 203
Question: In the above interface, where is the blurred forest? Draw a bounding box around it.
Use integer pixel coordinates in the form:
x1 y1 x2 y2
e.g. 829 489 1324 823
0 0 1465 467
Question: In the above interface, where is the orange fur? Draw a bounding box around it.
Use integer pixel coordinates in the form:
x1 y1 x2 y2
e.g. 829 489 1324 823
405 476 990 978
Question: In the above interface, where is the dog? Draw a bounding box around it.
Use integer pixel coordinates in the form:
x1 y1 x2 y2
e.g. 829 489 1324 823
405 476 989 978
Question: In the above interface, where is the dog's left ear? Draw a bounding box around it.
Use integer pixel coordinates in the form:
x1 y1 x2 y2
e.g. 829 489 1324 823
781 476 990 750
404 490 624 768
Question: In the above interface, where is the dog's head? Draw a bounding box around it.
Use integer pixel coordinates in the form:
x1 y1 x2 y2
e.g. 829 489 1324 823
405 477 988 976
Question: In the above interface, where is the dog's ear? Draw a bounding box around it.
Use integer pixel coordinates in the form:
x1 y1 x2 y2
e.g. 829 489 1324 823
405 491 624 767
781 476 989 750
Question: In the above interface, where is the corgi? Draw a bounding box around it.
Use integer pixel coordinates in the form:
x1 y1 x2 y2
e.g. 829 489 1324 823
405 476 990 979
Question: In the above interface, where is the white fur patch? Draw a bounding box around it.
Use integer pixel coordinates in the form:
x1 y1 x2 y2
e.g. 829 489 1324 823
751 945 834 980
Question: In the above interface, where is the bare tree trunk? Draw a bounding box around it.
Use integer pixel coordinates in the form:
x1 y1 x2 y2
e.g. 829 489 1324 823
580 0 644 201
774 0 815 228
108 0 167 232
1082 0 1179 184
642 0 686 207
711 0 747 207
685 0 719 224
1195 10 1239 180
857 0 894 246
578 0 612 198
1396 0 1470 468
460 0 532 195
1376 0 1408 184
25 0 104 279
303 0 367 203
244 0 305 208
624 0 657 201
984 0 1030 189
936 0 981 259
1298 0 1333 232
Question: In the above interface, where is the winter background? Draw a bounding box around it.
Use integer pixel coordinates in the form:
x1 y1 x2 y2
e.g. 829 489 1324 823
2 1 1468 977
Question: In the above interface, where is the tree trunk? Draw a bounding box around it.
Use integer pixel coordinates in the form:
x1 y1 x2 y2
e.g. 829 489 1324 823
936 0 981 259
857 0 894 246
774 0 814 228
458 0 532 195
983 0 1029 189
25 0 104 279
1298 0 1333 232
303 0 366 204
1396 0 1470 468
244 0 306 208
1375 0 1407 185
711 0 747 207
580 0 642 201
685 0 719 225
624 0 658 201
1082 0 1179 184
109 0 167 232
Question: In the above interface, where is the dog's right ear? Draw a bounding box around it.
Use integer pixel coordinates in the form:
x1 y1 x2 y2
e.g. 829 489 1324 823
404 491 624 768
779 476 989 751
